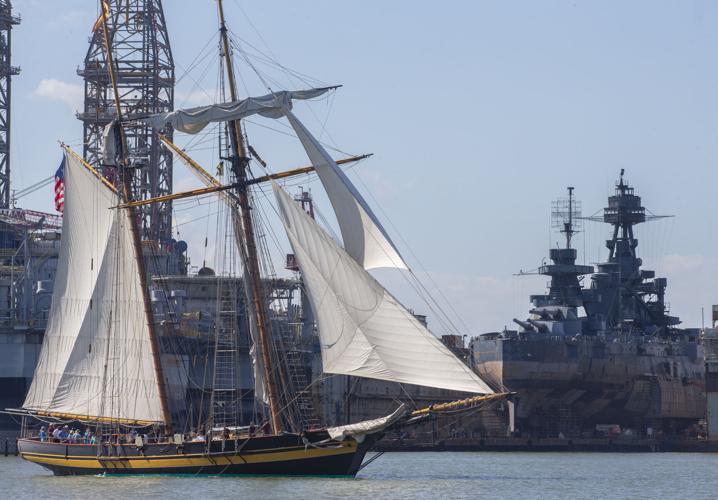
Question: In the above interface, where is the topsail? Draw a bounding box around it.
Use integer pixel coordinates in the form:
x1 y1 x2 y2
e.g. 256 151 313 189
285 112 407 270
144 88 407 270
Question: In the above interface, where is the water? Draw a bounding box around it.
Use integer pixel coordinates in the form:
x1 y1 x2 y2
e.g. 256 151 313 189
2 452 716 499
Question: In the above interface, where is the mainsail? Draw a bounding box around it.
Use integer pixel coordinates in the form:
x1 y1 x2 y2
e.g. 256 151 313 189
22 151 164 424
273 183 493 394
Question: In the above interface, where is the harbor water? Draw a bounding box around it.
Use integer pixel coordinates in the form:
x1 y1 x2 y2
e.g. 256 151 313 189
2 451 716 499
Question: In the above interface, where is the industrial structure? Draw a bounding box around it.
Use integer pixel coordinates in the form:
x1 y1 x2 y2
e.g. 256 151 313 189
78 0 175 244
0 1 19 209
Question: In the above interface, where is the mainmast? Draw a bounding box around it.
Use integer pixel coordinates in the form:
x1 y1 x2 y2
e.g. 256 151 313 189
98 4 172 429
216 0 282 434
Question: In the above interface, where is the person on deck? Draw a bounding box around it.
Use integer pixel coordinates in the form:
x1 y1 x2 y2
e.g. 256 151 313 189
38 427 47 442
52 426 62 441
261 421 271 435
249 422 256 437
58 426 70 442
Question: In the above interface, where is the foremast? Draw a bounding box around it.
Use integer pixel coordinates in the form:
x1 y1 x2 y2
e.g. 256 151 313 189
98 3 172 429
216 0 282 434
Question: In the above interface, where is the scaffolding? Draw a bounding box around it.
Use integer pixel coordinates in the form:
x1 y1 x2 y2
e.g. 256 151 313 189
0 1 19 209
77 0 174 242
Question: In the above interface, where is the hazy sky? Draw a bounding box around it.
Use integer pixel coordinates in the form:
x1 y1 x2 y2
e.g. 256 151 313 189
9 0 718 334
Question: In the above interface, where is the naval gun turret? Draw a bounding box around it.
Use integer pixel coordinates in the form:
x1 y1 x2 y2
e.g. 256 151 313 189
515 187 593 337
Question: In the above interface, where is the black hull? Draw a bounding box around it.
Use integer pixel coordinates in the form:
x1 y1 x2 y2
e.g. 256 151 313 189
18 431 377 477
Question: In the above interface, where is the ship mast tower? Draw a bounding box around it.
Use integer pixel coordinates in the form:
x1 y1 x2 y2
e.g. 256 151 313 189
552 186 582 249
78 0 174 242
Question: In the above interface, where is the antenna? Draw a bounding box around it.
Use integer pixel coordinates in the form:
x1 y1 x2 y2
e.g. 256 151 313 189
551 186 582 249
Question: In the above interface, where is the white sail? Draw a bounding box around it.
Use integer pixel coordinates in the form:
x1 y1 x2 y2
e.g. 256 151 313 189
143 88 334 135
273 184 493 394
145 87 405 270
22 151 163 424
285 111 407 270
231 212 268 405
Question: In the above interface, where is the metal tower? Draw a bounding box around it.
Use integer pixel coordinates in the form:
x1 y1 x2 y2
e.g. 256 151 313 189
77 0 174 242
0 2 19 209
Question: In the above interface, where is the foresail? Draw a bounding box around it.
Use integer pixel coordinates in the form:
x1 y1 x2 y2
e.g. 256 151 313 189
285 111 407 270
22 150 164 424
143 88 335 135
273 183 493 394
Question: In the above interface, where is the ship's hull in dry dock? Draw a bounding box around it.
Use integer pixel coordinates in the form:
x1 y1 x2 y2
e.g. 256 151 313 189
472 337 705 435
18 431 376 477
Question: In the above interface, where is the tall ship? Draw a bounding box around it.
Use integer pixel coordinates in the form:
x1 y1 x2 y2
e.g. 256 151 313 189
8 0 504 476
471 172 704 438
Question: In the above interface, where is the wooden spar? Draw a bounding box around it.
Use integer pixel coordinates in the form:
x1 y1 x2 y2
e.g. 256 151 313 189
246 154 372 185
116 183 239 209
217 0 282 435
98 5 173 430
159 134 221 187
116 147 372 209
61 143 117 193
20 409 160 427
409 392 513 417
162 132 370 187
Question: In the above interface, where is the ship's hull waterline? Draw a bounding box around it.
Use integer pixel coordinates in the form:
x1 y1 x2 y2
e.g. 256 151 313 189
18 432 375 477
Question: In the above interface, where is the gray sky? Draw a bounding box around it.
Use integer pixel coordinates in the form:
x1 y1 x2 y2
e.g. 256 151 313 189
9 0 718 334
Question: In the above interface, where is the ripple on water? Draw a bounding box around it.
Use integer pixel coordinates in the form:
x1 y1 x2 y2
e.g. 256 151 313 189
2 452 718 500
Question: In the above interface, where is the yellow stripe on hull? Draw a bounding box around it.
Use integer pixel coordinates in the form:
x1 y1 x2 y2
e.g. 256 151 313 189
21 441 358 471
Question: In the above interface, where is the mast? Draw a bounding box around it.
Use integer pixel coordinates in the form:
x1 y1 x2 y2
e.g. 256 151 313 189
216 0 282 434
565 186 574 249
98 4 172 429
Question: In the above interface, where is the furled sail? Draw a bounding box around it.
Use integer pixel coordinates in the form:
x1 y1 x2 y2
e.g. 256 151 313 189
22 151 164 424
231 212 268 405
142 88 335 135
285 112 407 270
273 183 493 394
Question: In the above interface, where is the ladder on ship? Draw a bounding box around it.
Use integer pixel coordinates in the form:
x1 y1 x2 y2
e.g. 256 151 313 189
276 323 320 430
209 278 240 430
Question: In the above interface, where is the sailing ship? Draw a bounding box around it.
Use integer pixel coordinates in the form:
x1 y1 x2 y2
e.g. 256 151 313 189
10 1 506 476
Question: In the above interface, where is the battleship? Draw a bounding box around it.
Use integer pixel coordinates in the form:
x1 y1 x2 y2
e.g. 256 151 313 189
471 171 705 439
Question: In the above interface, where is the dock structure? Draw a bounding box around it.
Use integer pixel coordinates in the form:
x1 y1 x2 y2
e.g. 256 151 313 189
705 307 718 441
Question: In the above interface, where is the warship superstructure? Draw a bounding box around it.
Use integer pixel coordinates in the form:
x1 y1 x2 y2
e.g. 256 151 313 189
471 172 704 438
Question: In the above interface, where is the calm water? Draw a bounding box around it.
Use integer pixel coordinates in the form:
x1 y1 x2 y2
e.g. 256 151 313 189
2 452 716 499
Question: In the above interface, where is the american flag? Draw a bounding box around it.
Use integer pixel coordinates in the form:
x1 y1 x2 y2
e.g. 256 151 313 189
54 157 65 213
